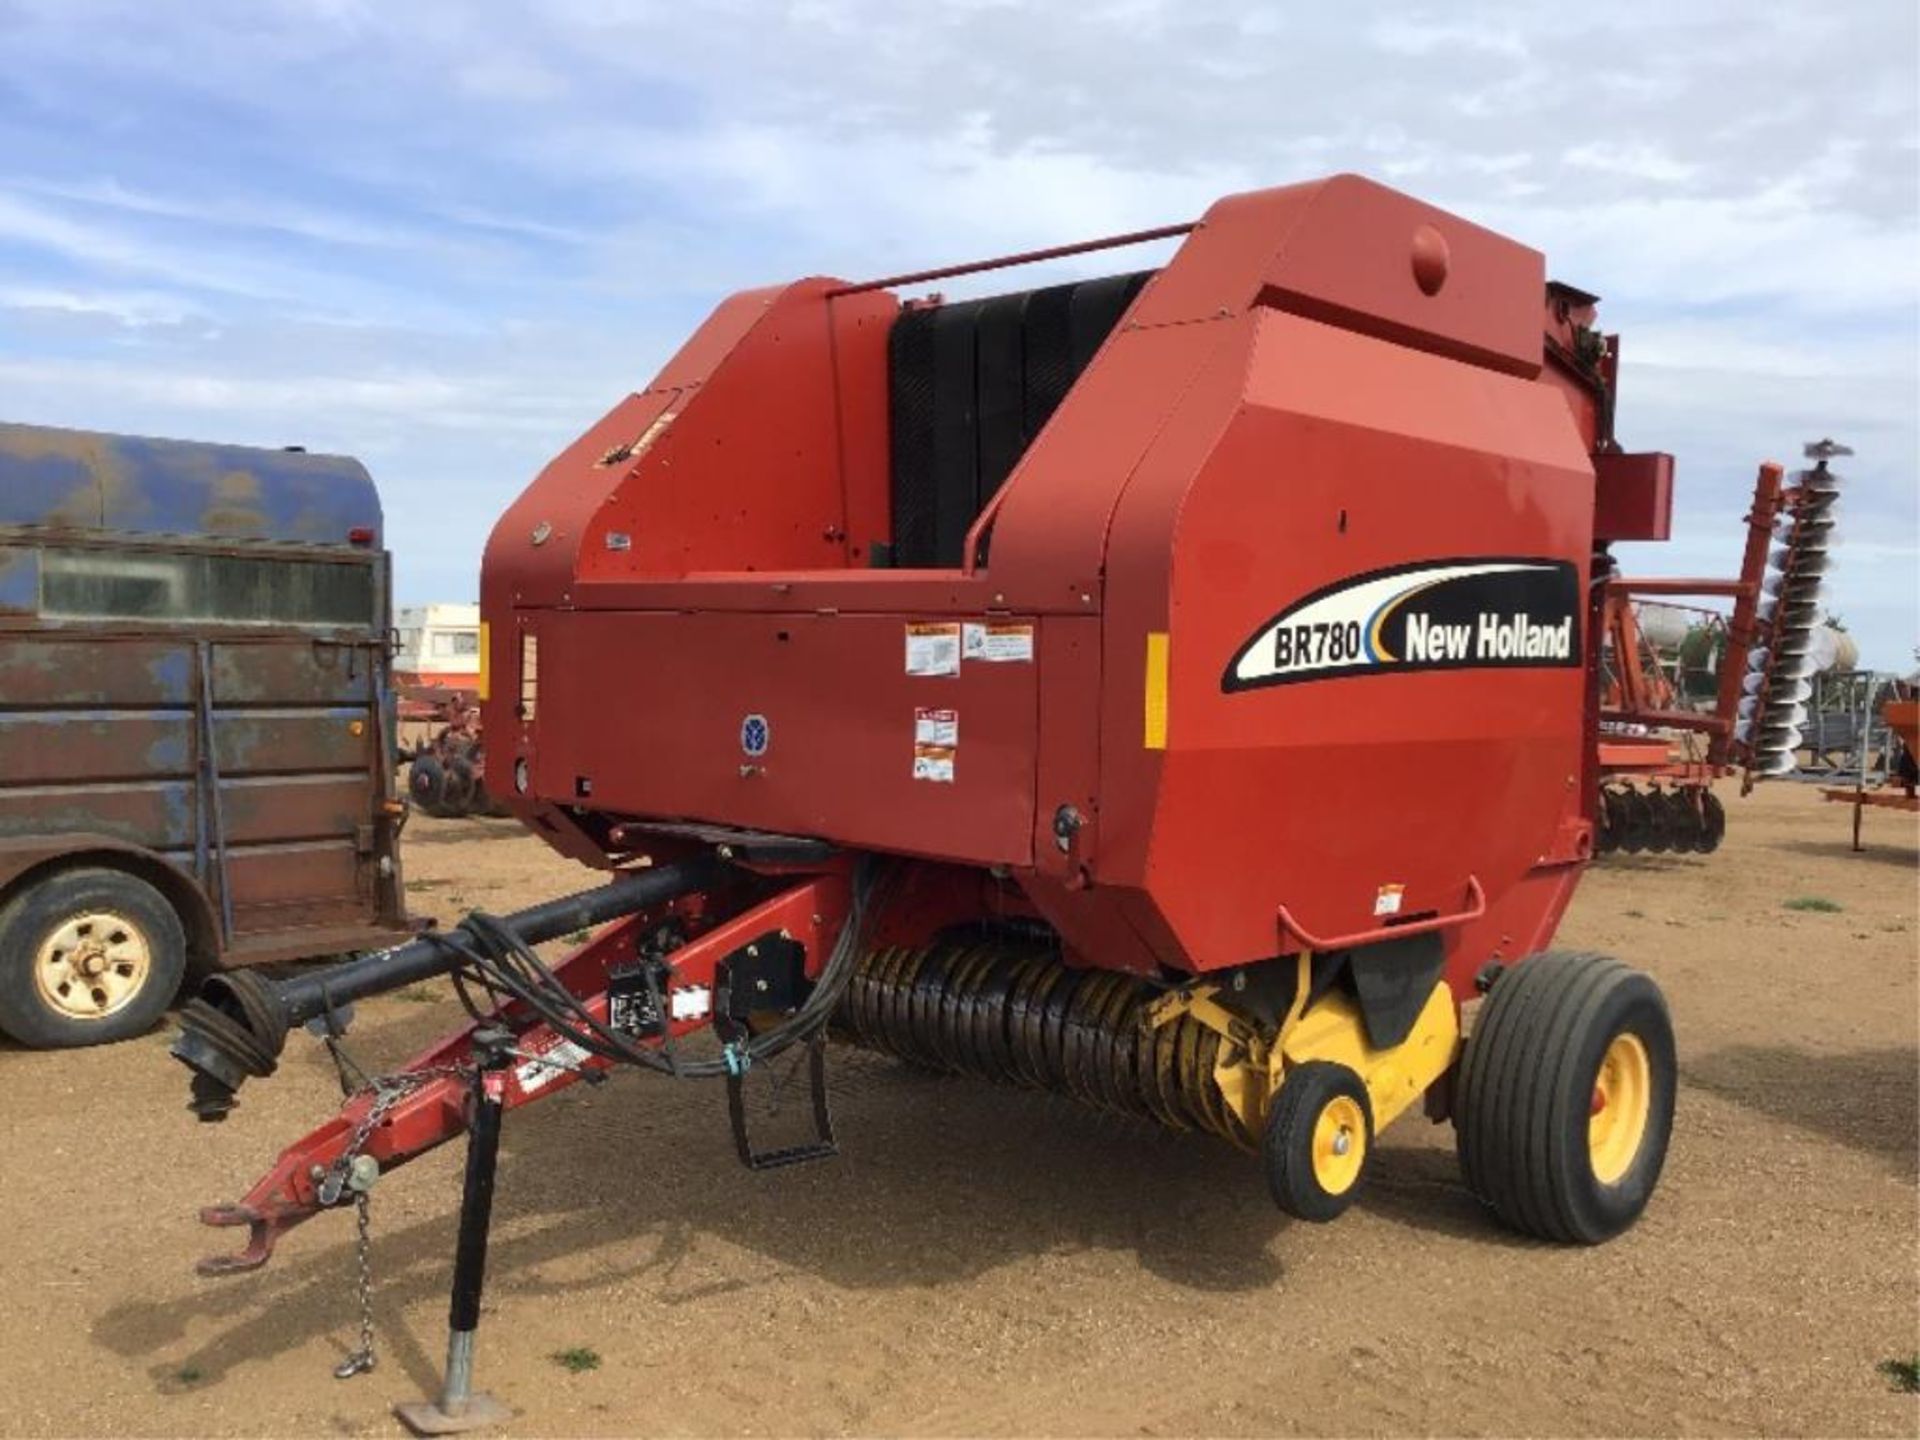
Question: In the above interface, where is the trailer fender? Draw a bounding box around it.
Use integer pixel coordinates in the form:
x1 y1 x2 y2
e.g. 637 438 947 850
0 835 222 974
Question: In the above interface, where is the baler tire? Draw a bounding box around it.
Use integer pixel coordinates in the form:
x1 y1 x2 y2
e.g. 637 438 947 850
1455 951 1675 1244
1263 1061 1374 1223
0 867 186 1049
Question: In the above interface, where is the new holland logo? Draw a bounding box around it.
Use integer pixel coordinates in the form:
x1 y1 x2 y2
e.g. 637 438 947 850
1223 557 1581 691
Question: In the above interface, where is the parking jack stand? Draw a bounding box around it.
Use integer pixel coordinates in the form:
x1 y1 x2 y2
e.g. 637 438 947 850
396 1030 514 1435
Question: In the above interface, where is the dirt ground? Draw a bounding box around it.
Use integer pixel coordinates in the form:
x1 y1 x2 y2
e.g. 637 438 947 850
0 782 1914 1438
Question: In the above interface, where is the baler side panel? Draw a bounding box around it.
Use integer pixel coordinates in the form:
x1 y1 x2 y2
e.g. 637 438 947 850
1020 614 1168 975
530 609 1038 866
1102 309 1594 973
483 387 681 613
578 282 898 580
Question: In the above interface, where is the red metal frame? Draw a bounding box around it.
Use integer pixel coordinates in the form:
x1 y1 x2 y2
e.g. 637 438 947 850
196 872 847 1273
1277 876 1485 953
1597 461 1785 787
826 222 1195 298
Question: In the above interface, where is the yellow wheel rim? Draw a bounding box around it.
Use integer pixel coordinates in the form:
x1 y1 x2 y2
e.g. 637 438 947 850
1588 1032 1652 1184
32 910 152 1022
1310 1093 1368 1196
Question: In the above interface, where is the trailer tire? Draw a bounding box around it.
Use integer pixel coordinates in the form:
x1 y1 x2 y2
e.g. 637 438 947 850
0 867 187 1048
1455 951 1675 1244
1263 1060 1374 1222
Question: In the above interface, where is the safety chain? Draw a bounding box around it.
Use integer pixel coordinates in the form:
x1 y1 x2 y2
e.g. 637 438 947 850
325 1065 473 1380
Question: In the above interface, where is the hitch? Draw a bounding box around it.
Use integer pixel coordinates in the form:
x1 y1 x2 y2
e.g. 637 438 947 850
186 874 848 1274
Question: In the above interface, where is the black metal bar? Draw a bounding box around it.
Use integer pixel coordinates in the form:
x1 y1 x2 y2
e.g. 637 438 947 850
394 1031 513 1433
450 1039 506 1336
724 1032 838 1171
275 860 715 1027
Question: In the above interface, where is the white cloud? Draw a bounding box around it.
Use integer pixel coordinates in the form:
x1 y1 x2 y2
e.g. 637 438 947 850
0 286 203 327
1562 142 1697 185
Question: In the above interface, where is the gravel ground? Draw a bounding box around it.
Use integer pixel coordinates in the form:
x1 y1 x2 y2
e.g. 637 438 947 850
0 781 1913 1437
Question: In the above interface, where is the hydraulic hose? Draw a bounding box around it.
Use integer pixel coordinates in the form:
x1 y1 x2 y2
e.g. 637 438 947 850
171 860 718 1120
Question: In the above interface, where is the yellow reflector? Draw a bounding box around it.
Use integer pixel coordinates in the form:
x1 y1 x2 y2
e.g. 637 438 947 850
475 620 491 702
1144 631 1169 749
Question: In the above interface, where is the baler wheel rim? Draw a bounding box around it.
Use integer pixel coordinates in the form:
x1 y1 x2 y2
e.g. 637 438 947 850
1263 1060 1375 1221
1311 1094 1369 1196
1588 1033 1652 1184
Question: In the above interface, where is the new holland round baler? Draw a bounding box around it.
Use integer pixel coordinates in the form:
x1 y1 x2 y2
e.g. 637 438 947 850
171 174 1843 1429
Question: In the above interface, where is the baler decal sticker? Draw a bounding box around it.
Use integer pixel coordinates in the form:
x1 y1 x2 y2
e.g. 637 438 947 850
905 622 962 677
913 707 958 782
1223 557 1580 691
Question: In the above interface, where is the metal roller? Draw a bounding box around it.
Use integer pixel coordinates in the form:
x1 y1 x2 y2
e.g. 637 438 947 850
834 939 1254 1145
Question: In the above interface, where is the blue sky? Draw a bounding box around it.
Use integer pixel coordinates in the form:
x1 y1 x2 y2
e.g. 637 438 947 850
2 0 1915 667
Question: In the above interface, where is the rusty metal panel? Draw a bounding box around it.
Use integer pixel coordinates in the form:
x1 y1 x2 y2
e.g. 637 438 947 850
223 841 361 905
0 421 382 545
0 780 196 848
0 636 194 705
213 708 372 774
211 642 375 705
217 774 368 845
223 841 366 933
0 711 193 783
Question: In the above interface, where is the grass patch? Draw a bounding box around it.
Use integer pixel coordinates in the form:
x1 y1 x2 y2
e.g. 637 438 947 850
395 985 440 1004
1877 1356 1919 1393
174 1365 204 1385
551 1346 602 1374
1623 909 1645 919
565 928 592 945
1782 896 1843 914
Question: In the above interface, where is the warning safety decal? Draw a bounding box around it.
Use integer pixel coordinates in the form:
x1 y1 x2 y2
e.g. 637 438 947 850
912 707 957 782
1223 557 1581 692
905 623 962 677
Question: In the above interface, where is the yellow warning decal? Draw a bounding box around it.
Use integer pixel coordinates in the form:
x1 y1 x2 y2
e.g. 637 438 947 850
475 620 491 702
1144 631 1169 750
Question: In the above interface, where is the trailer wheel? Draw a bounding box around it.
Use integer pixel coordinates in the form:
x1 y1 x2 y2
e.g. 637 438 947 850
409 752 448 817
1455 952 1675 1243
0 867 187 1048
1263 1060 1374 1222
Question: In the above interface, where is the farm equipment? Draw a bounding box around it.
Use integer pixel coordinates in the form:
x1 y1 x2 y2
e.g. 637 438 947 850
1820 693 1920 847
393 605 504 819
176 174 1809 1427
399 690 502 819
1593 442 1847 855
